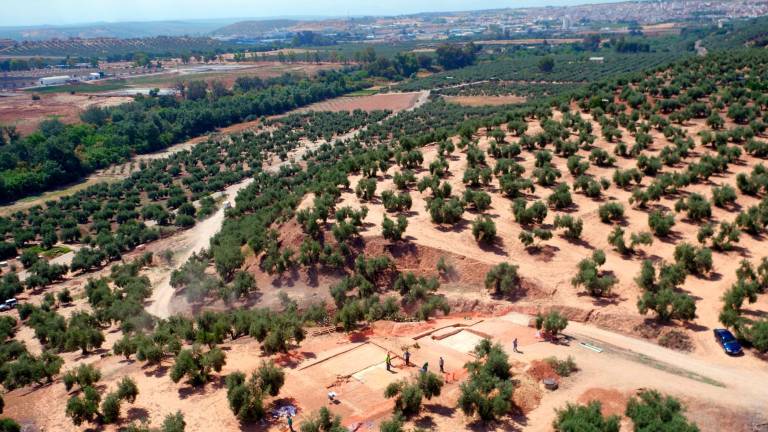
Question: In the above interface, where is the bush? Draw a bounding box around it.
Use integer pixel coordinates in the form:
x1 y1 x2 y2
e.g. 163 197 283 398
226 361 285 422
512 199 547 225
162 411 186 432
675 193 711 221
554 401 620 432
300 407 345 432
471 216 497 245
553 215 583 240
63 364 101 392
381 191 412 213
519 228 552 248
544 356 578 377
382 215 408 242
598 202 624 223
536 311 568 338
484 263 520 296
463 189 492 212
548 183 573 210
673 243 712 276
65 386 100 426
711 184 737 208
427 197 464 225
638 288 697 322
571 250 616 297
170 345 226 386
648 210 675 237
458 341 515 422
625 390 699 432
355 178 376 201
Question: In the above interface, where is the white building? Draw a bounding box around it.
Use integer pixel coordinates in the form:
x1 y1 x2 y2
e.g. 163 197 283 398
39 75 71 86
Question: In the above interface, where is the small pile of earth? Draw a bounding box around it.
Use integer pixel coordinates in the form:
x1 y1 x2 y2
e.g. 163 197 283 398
527 359 560 383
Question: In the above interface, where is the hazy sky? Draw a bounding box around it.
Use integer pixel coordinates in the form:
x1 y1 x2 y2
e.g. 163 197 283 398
1 0 625 27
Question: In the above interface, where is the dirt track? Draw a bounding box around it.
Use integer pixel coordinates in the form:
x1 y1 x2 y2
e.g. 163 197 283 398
144 179 253 318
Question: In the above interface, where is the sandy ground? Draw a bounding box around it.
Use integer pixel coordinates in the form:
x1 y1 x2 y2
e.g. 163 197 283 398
444 95 527 106
144 178 254 318
0 92 133 135
6 310 764 432
333 108 768 364
294 92 427 114
125 62 341 90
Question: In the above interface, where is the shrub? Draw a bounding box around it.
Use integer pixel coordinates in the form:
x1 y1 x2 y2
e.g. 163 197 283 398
458 341 515 422
675 193 711 221
300 407 345 432
382 215 408 242
463 189 492 212
355 178 376 201
625 390 699 432
427 197 464 225
384 381 423 417
65 386 100 426
536 311 568 338
613 168 643 189
673 243 713 276
571 250 617 297
393 170 415 190
638 288 697 322
484 263 520 296
544 356 578 377
648 210 675 237
381 191 412 213
547 183 573 209
711 185 737 208
63 364 101 392
471 216 497 245
512 199 547 225
598 202 624 224
554 401 620 432
226 361 285 422
553 215 583 240
519 228 552 248
161 411 186 432
170 345 226 386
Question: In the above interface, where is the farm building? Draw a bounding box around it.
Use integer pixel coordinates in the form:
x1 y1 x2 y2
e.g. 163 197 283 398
38 75 71 86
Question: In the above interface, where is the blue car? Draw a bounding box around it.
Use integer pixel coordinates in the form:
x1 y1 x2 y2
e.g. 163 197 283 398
713 328 743 355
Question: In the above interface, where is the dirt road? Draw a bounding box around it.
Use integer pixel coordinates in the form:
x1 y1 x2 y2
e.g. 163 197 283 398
145 179 253 318
504 312 768 411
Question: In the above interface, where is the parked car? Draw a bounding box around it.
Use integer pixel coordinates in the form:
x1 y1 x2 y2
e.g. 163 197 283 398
713 328 743 355
5 298 17 308
0 304 8 312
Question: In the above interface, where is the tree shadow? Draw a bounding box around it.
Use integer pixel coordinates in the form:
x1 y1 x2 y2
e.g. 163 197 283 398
479 239 509 257
524 244 560 261
125 407 150 424
140 362 169 378
424 403 456 417
467 417 523 432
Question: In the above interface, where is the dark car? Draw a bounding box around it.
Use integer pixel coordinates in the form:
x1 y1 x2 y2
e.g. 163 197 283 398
713 328 743 355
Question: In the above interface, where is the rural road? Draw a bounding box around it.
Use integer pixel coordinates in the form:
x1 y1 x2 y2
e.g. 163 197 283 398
504 312 768 412
144 103 404 318
145 178 253 318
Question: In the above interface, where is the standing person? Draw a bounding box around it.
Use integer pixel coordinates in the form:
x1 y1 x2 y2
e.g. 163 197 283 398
513 338 519 353
385 352 391 372
439 356 445 373
404 349 410 366
287 414 294 432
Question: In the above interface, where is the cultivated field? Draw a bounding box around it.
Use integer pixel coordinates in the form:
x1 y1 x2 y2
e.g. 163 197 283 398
0 92 132 135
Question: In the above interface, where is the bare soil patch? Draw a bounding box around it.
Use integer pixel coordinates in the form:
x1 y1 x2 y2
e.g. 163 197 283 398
444 95 527 106
295 92 423 113
0 92 132 135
